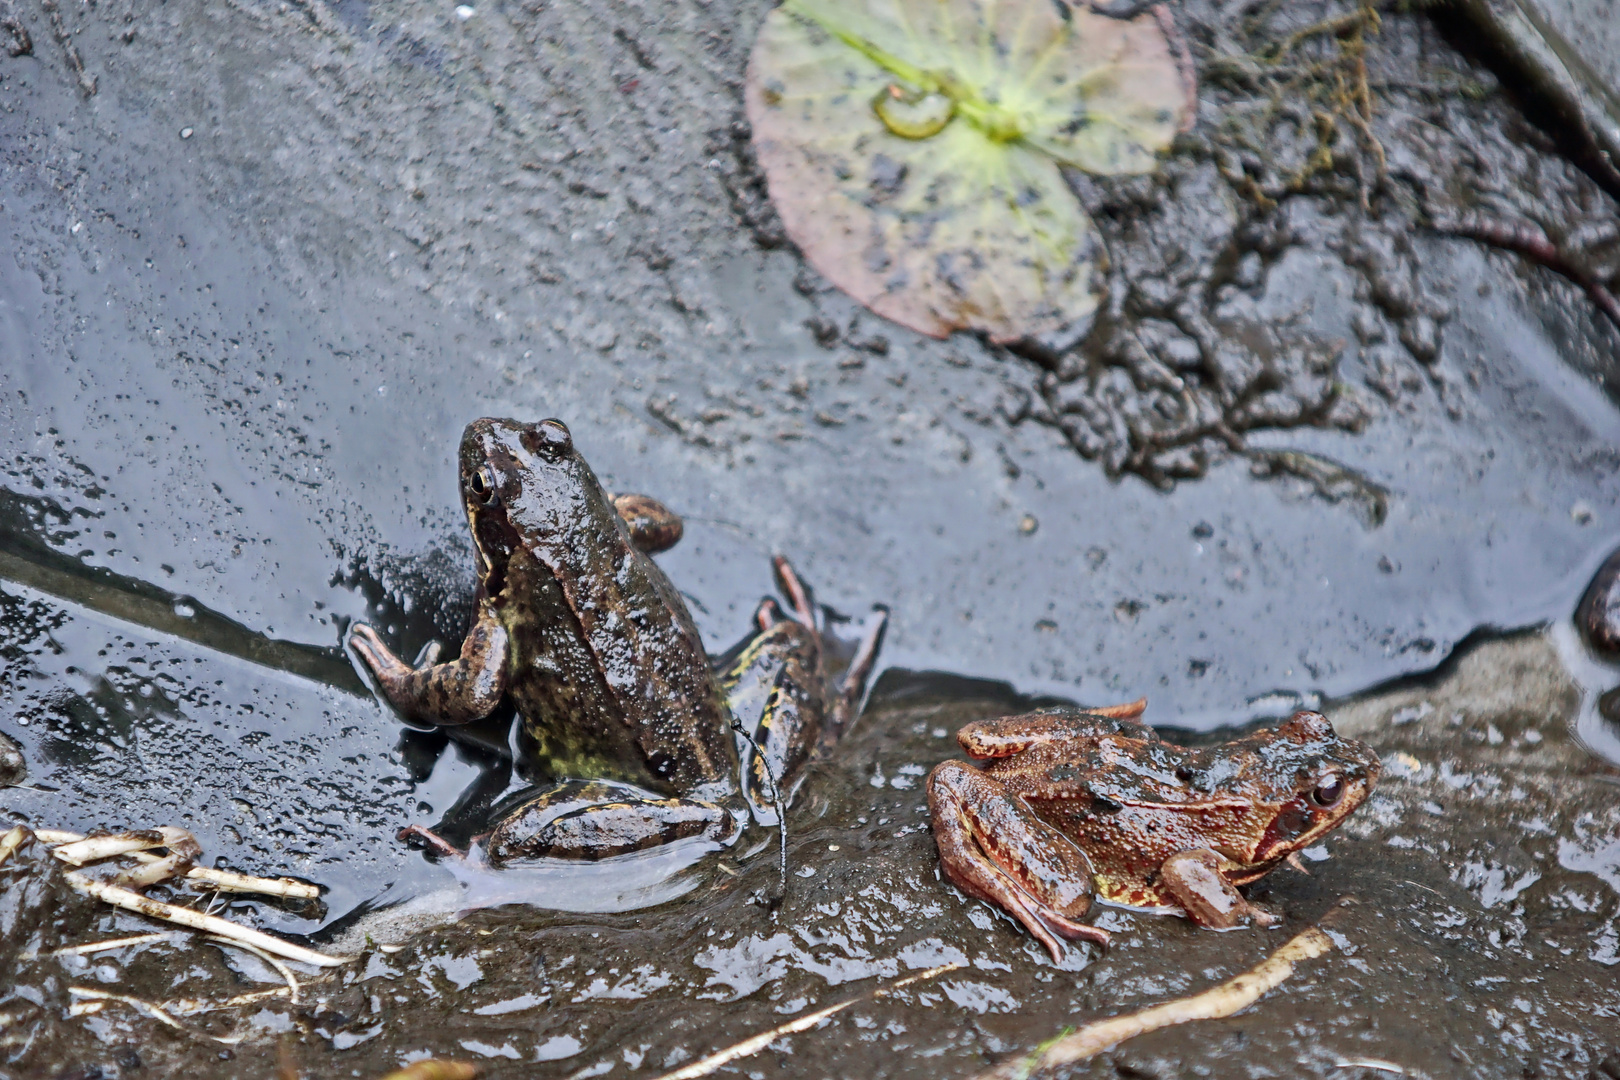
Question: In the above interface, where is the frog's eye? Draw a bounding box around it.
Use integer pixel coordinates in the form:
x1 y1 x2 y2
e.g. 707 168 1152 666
470 465 500 506
1311 774 1344 808
523 419 573 459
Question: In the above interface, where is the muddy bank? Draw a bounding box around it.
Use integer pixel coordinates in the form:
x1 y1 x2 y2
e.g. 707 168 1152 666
4 632 1619 1077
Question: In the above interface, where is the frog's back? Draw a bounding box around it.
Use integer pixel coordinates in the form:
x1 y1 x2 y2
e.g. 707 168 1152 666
503 469 737 796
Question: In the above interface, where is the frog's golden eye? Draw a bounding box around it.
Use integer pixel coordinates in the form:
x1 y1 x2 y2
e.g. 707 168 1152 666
1311 775 1343 807
470 465 500 506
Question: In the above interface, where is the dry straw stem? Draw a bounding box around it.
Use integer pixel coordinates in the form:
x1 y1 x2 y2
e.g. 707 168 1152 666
971 926 1334 1079
647 962 964 1080
63 871 349 968
38 827 320 899
206 933 305 1003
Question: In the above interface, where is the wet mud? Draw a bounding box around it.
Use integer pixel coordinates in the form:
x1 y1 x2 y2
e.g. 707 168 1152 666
2 0 1620 1073
7 634 1620 1077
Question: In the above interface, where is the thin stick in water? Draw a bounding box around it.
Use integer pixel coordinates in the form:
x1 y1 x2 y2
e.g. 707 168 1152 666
970 926 1333 1080
647 962 962 1080
63 871 348 968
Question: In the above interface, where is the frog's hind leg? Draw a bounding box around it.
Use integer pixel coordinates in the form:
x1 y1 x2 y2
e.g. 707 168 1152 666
766 555 887 745
927 761 1111 963
484 780 738 862
721 618 826 825
956 703 1153 760
822 605 887 745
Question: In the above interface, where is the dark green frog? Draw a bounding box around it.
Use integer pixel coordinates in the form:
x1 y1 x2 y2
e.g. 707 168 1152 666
349 417 885 861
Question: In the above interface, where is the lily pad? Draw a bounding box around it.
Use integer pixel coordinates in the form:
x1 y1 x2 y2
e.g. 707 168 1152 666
746 0 1190 343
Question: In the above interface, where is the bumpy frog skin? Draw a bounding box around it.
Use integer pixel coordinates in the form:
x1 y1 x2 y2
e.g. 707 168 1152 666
349 417 886 861
927 705 1380 961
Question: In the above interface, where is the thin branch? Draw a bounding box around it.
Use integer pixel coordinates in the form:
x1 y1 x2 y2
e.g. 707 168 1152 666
68 987 242 1045
969 926 1334 1079
646 962 963 1080
206 934 304 1004
62 871 348 968
45 933 175 957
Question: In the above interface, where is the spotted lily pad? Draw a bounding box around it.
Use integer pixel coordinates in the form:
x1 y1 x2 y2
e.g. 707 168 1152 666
746 0 1190 343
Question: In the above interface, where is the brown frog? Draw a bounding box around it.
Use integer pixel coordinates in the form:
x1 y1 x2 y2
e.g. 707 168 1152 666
927 703 1380 960
349 417 886 861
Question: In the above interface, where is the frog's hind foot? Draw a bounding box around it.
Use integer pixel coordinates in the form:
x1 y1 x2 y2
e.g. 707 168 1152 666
824 604 888 744
771 555 818 629
397 824 469 859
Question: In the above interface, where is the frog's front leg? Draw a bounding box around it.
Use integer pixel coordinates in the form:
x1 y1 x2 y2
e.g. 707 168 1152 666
611 493 683 554
1157 849 1280 929
349 600 510 726
927 761 1111 962
484 780 738 862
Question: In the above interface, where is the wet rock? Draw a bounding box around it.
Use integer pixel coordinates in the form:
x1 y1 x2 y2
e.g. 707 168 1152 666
1579 546 1620 654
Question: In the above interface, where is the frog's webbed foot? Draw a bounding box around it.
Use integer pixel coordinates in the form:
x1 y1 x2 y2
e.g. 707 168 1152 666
611 493 683 554
484 780 738 862
825 603 887 743
1159 848 1278 929
349 603 510 727
927 761 1110 963
397 824 469 859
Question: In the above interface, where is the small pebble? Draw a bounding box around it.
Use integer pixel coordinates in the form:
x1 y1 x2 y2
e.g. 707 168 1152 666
1018 515 1038 535
180 127 193 139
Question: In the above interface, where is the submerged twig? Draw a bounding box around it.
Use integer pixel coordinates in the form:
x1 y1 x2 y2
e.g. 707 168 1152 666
46 932 174 957
68 987 242 1045
969 926 1334 1079
62 871 348 968
647 962 963 1080
206 934 304 1003
39 0 94 95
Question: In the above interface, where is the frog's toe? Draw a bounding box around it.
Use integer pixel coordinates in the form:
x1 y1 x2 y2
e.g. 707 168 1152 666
398 824 468 859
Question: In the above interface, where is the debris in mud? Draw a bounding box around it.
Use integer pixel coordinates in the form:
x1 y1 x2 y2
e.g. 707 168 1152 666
1247 448 1388 528
0 1 30 58
646 961 960 1080
745 0 1191 344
